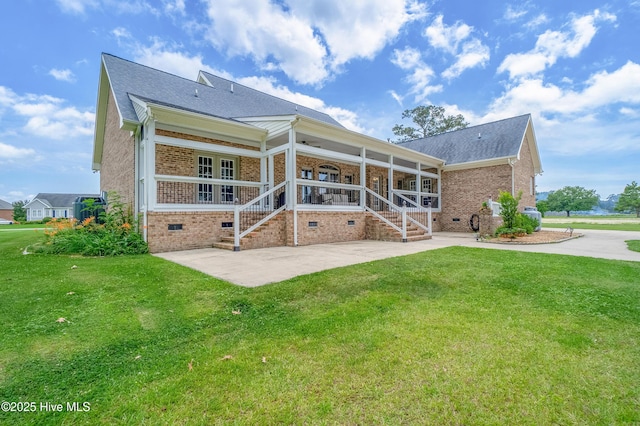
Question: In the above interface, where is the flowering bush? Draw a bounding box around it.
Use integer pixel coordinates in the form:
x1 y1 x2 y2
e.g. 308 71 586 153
38 193 147 256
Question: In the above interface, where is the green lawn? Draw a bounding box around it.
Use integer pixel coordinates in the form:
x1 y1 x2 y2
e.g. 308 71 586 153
542 222 640 231
627 240 640 252
1 231 639 424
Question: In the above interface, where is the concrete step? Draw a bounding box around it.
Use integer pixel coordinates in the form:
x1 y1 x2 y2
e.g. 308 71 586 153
213 241 235 251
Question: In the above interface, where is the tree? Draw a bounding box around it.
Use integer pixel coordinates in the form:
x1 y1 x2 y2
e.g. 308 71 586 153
498 190 522 229
615 181 640 217
12 200 28 222
536 200 549 217
546 186 599 217
392 105 468 142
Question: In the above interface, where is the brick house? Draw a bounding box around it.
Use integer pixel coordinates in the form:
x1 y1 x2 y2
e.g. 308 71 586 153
0 199 13 222
92 54 542 253
400 114 542 232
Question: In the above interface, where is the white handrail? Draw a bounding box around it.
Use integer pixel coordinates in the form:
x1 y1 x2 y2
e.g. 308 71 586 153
391 190 432 235
233 181 287 250
364 188 405 239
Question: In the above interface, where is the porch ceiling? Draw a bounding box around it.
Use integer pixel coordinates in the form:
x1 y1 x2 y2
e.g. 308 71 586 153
267 130 438 169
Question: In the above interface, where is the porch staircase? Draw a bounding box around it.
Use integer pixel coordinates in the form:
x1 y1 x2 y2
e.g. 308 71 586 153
365 213 431 242
213 213 286 251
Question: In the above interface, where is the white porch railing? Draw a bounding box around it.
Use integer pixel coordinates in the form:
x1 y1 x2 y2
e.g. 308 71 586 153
392 189 440 209
391 190 432 236
233 181 287 251
155 175 265 208
365 188 407 241
296 179 362 208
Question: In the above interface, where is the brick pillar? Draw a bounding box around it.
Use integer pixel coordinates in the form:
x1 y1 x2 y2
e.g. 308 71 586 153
478 207 494 236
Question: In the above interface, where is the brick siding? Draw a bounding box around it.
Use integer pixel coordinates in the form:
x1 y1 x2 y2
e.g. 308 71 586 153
100 90 135 211
147 211 234 253
440 164 512 232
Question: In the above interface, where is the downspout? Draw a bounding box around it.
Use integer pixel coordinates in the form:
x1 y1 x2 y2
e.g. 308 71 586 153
508 158 516 196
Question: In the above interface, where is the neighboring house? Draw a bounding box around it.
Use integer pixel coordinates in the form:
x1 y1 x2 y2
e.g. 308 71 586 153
0 199 13 222
92 53 542 253
25 193 100 222
400 114 542 231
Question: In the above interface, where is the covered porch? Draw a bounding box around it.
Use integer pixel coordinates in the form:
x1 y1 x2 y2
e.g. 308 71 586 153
138 109 444 252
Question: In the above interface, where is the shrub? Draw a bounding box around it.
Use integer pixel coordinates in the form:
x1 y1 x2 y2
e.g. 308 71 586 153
495 226 527 239
37 193 147 256
517 214 539 235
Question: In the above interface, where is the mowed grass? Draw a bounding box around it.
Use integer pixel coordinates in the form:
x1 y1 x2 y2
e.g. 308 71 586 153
543 222 640 231
627 240 640 252
1 231 640 425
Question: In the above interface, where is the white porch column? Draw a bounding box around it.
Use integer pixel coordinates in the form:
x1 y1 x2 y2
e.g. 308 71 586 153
260 140 267 188
388 155 394 204
147 119 157 211
288 127 298 246
417 162 422 205
268 153 275 209
360 147 366 210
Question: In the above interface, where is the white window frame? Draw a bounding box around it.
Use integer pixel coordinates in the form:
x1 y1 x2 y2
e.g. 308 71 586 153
301 168 312 203
219 157 236 204
422 178 432 193
196 153 238 204
197 154 214 203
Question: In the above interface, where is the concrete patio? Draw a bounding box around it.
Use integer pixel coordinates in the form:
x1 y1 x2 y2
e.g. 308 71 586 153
154 229 640 287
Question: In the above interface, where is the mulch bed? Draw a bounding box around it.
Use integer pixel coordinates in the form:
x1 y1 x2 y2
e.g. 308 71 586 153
483 230 583 245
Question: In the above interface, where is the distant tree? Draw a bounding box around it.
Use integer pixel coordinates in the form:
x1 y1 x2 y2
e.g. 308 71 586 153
536 200 549 217
615 181 640 217
12 200 28 222
392 105 468 142
546 186 599 217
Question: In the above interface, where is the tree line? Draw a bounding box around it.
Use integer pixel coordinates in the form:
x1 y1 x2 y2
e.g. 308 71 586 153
537 182 640 217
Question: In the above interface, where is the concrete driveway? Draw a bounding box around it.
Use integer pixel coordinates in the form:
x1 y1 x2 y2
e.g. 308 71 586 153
154 229 640 287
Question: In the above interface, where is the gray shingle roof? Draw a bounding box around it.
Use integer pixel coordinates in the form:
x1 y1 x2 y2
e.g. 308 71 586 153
0 199 12 209
102 53 343 128
31 193 101 208
398 114 531 165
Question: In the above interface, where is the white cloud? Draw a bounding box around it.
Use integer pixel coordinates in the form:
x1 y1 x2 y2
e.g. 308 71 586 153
290 0 427 69
620 107 639 117
489 61 640 119
55 0 99 14
442 38 490 80
202 0 328 85
112 27 132 41
0 142 35 160
0 86 18 108
163 0 185 15
132 40 226 80
498 9 617 79
425 15 472 54
201 0 425 85
8 92 94 140
391 48 441 104
480 61 640 157
424 15 490 79
391 47 423 70
504 4 528 21
56 0 159 15
526 14 550 29
49 68 76 83
131 44 366 132
233 75 366 133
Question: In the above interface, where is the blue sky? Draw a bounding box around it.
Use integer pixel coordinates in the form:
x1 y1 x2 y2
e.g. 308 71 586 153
1 0 639 203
